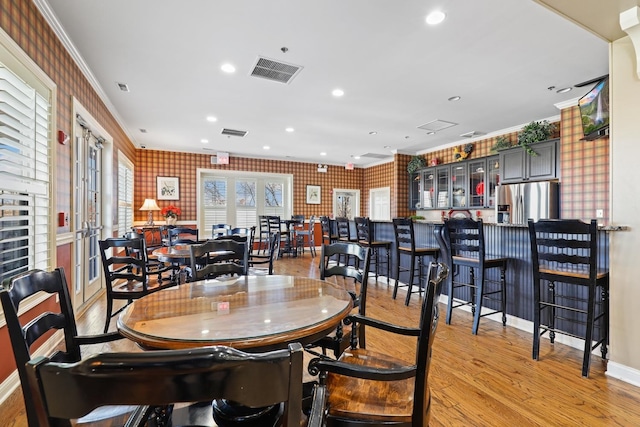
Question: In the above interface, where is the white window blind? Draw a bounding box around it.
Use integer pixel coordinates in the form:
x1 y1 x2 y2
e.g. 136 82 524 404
201 172 291 237
0 63 51 283
118 154 134 236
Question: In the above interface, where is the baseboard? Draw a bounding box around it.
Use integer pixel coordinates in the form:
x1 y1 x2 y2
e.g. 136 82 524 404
0 330 63 406
606 362 640 387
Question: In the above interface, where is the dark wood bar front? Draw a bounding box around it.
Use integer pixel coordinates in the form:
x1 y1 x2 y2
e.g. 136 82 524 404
371 220 611 338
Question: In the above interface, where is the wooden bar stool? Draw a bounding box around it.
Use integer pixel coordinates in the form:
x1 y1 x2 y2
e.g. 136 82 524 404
355 216 391 285
392 218 439 305
442 218 508 335
528 219 609 377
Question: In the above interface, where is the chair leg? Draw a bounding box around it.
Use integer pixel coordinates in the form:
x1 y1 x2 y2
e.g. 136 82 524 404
472 268 483 335
446 266 455 325
532 278 541 361
582 284 597 377
549 282 556 343
601 285 609 359
501 266 507 326
405 254 416 306
385 246 390 286
104 299 113 333
393 251 401 300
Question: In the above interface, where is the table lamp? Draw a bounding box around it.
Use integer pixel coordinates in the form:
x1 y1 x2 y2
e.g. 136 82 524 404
139 198 160 225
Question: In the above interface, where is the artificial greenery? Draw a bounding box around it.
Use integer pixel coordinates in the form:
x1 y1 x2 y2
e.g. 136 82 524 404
407 155 426 174
409 215 425 221
518 120 556 156
491 136 513 152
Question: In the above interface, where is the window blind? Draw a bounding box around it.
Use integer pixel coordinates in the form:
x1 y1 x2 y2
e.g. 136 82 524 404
118 155 134 236
0 63 51 283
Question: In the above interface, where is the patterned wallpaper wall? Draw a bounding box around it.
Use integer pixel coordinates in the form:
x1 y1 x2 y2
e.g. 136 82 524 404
135 150 364 222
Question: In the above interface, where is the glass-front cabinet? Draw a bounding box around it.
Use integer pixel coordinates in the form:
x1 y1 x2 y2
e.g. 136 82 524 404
409 155 500 211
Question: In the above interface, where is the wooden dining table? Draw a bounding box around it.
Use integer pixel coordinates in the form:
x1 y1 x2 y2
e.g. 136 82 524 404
117 274 354 351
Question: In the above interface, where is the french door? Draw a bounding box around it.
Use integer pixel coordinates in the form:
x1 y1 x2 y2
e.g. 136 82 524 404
73 123 104 308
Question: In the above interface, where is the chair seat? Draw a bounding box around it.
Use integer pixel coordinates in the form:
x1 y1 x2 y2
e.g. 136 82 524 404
398 246 439 255
451 255 507 268
358 239 391 248
539 267 609 281
325 348 415 423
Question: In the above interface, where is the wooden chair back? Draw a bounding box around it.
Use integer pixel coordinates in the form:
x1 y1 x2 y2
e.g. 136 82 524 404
212 223 232 238
392 217 418 251
335 217 353 241
25 343 304 427
189 239 248 281
442 217 486 263
354 216 373 243
249 232 280 275
0 268 123 427
168 227 199 245
308 262 449 426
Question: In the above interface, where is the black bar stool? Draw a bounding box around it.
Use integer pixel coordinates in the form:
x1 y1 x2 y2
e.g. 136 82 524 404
442 218 508 335
355 216 391 286
528 219 609 377
392 218 439 305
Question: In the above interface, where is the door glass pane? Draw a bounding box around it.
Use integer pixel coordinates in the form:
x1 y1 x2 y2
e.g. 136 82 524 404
451 164 467 208
422 170 435 209
469 160 485 208
436 168 449 208
487 157 500 208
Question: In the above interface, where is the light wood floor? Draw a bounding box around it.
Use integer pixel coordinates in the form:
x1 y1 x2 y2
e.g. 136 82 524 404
2 254 640 426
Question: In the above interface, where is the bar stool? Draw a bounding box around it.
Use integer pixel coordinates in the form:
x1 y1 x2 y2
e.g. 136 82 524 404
355 216 391 285
392 218 439 305
442 218 508 335
336 217 357 266
320 216 338 246
528 219 609 377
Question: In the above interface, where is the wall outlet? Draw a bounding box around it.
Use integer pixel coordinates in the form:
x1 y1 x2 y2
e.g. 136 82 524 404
596 209 604 218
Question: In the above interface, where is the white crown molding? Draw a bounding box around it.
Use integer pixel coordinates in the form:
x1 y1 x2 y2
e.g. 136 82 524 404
555 96 580 110
621 6 640 79
33 0 136 145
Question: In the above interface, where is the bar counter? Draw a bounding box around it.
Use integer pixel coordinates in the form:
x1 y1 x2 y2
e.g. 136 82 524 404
370 220 620 336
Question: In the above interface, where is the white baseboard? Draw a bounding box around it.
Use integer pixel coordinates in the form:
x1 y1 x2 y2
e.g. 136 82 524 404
0 330 63 405
606 362 640 387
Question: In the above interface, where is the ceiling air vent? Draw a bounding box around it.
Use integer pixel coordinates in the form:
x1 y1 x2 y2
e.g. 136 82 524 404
417 119 458 133
360 152 390 159
221 128 248 137
460 130 486 138
250 57 303 84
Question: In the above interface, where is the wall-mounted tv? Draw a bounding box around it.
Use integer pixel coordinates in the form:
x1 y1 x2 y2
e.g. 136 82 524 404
578 76 609 141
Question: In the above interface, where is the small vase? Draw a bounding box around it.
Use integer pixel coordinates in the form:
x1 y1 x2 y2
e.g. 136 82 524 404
166 215 177 225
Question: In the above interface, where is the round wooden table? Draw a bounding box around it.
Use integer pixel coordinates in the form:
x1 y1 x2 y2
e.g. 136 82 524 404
117 274 354 351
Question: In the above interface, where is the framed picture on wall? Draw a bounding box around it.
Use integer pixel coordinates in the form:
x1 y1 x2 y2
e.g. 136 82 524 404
157 176 180 200
306 185 321 204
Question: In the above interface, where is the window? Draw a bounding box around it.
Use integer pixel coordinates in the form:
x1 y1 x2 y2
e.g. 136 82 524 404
0 59 53 284
117 152 134 236
200 170 292 235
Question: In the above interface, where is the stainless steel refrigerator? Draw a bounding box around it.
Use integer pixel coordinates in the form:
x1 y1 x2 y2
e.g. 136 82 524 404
495 181 559 225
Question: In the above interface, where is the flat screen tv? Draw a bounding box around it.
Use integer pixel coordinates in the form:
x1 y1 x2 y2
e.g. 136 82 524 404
578 76 609 140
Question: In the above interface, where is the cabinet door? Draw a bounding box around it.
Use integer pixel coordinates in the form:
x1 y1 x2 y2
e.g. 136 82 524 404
422 169 435 209
436 167 450 208
487 156 500 208
468 160 486 208
527 140 557 181
451 164 467 208
500 149 526 183
409 172 421 210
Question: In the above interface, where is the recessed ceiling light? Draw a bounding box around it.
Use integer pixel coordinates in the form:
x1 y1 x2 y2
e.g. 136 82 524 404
201 139 209 143
332 88 344 97
221 63 236 73
353 156 361 160
285 127 294 132
320 152 327 156
263 145 270 150
556 87 573 94
206 116 217 122
427 131 436 135
117 82 130 92
426 10 446 25
139 128 147 133
448 96 461 101
405 136 410 139
369 131 377 135
384 145 391 149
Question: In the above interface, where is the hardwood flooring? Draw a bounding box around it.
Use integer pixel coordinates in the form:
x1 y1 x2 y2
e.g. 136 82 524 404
2 254 639 426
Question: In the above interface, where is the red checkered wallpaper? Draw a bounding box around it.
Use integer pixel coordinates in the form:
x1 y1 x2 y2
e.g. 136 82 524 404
135 151 364 222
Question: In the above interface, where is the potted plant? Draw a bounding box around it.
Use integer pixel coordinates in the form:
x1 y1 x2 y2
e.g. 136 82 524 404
161 204 181 225
518 120 556 156
491 135 513 152
407 155 426 174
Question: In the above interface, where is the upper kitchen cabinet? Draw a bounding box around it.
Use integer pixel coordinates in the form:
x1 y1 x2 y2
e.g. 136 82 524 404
499 138 558 183
409 172 421 210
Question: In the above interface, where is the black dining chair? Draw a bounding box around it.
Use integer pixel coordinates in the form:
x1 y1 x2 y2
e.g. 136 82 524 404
528 218 609 377
99 237 176 332
0 268 131 427
212 223 232 238
309 242 370 358
25 343 305 427
294 215 317 257
355 216 391 285
248 231 280 275
168 227 199 245
123 230 172 283
308 262 449 426
189 239 248 281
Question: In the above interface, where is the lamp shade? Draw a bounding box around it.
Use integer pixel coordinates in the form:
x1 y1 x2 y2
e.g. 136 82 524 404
139 198 160 211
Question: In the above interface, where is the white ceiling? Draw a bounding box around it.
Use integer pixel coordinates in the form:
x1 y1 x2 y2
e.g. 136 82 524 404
38 0 610 167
